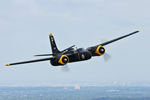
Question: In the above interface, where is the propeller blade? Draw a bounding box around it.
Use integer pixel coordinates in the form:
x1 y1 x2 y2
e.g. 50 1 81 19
103 53 111 62
5 57 53 66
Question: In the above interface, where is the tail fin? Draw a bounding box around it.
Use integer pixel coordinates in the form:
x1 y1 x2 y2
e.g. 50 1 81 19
49 34 60 56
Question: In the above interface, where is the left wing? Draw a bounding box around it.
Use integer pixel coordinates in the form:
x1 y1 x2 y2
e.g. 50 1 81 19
87 30 140 56
100 30 140 46
89 30 140 48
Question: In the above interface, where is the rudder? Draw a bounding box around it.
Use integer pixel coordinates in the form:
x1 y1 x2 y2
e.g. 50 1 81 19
49 34 60 56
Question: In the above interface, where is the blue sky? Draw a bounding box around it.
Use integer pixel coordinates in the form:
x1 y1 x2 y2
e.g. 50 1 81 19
0 0 150 86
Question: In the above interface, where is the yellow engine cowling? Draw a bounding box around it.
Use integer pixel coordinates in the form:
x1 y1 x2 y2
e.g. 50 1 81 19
58 55 69 65
95 45 105 55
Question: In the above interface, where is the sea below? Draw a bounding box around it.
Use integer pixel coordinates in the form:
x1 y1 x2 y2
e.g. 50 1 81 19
0 86 150 100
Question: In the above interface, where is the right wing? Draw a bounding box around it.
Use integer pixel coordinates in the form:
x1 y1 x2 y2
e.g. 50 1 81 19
5 57 53 66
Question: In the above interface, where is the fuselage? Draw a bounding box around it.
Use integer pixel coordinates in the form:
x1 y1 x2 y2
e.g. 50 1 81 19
50 48 92 66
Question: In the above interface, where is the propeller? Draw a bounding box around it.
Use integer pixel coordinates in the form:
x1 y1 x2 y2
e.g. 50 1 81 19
99 39 111 62
60 65 70 72
103 53 111 62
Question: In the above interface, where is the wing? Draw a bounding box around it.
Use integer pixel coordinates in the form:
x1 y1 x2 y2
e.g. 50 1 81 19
5 57 53 66
89 30 140 48
87 30 140 56
100 30 140 46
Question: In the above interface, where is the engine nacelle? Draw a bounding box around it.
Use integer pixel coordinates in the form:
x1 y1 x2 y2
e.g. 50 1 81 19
58 55 69 65
95 45 105 55
50 55 69 66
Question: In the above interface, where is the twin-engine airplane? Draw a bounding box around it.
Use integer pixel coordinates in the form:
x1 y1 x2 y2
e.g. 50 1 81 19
6 30 140 66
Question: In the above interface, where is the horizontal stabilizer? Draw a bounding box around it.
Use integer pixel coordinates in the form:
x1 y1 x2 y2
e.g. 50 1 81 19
33 54 53 57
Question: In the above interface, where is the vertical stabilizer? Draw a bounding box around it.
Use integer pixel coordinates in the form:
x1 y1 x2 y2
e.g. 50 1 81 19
49 34 60 56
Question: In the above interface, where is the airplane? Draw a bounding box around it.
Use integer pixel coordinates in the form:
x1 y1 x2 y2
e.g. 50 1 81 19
5 30 140 66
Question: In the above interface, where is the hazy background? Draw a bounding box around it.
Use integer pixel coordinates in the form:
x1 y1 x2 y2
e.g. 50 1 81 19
0 0 150 86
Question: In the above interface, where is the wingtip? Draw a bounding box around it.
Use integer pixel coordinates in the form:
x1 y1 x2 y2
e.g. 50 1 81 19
5 64 10 66
49 33 53 37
